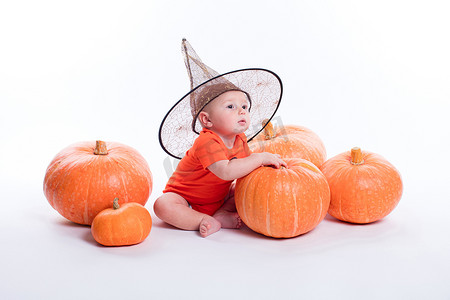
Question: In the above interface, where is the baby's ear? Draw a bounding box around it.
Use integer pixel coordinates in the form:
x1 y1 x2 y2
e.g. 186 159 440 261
198 111 213 128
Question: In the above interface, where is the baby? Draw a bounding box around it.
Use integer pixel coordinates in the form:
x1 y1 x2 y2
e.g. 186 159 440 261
154 88 286 237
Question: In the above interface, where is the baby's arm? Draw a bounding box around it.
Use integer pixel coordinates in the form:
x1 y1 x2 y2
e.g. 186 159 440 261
207 152 287 181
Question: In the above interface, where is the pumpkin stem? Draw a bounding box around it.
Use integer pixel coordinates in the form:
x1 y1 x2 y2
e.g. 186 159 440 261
94 140 108 155
113 198 120 210
262 119 276 140
351 147 364 165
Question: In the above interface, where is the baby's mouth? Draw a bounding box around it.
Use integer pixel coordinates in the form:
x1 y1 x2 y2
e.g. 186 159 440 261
238 119 247 125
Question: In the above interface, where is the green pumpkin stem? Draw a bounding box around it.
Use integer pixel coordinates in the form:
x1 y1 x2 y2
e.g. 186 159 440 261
113 198 120 210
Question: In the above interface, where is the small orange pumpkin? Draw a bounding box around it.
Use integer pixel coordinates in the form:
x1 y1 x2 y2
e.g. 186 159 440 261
44 140 152 225
320 147 403 224
235 158 330 238
91 198 152 246
249 121 326 167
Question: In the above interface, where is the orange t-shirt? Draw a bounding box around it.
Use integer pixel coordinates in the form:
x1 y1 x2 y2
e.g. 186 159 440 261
164 128 251 215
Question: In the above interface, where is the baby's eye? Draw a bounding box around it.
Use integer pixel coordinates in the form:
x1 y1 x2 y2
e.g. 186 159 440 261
227 104 234 109
242 105 248 110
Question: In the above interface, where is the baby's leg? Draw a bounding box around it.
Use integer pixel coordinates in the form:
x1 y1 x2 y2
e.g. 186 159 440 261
153 192 221 237
213 183 242 229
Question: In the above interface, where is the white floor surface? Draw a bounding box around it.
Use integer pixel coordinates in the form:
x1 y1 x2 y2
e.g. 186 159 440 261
1 1 449 299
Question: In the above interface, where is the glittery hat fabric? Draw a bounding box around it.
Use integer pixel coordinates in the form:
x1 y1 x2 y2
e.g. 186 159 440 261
159 39 283 159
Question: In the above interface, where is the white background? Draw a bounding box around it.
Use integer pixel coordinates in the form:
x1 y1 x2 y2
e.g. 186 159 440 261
1 0 449 299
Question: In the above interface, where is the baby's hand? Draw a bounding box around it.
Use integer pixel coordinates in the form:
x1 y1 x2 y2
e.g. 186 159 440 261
255 152 288 169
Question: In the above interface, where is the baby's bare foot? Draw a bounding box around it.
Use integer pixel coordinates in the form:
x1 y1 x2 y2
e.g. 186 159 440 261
213 211 242 229
199 215 221 238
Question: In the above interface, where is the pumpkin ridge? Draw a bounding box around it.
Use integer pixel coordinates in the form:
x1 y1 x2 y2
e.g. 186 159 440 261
246 167 266 234
45 164 63 211
297 162 319 173
236 170 251 224
58 160 86 221
109 213 120 245
118 161 130 203
44 154 73 207
292 167 311 231
287 170 299 236
251 168 267 234
294 163 328 232
315 175 329 227
139 211 145 242
83 165 94 224
86 159 109 224
104 214 113 245
132 207 145 242
265 169 276 237
281 169 295 236
115 154 151 200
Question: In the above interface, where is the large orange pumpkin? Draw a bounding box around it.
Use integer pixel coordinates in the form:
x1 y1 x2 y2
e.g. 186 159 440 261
320 147 403 224
235 158 330 238
44 140 152 225
91 198 152 246
249 121 327 167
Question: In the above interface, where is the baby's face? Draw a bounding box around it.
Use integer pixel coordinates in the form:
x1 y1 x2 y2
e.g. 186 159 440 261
203 91 250 137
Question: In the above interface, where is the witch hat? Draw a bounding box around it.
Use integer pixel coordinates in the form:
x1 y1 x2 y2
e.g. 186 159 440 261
159 39 283 159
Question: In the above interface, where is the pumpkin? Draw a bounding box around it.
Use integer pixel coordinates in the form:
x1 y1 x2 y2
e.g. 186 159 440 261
44 140 152 225
91 198 152 246
235 158 330 238
249 120 327 168
319 147 403 224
